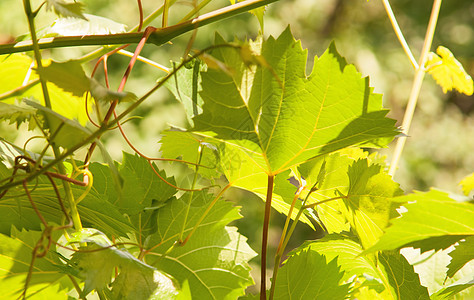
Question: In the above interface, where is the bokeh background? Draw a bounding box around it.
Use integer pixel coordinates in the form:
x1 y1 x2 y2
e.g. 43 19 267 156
1 0 473 295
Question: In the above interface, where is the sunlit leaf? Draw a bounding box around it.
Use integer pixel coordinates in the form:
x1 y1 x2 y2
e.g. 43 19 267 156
193 27 398 174
0 228 70 299
460 172 474 196
367 190 474 253
426 46 473 95
46 14 126 36
145 191 255 299
45 0 87 20
35 60 90 97
24 99 90 149
273 247 350 299
0 54 89 125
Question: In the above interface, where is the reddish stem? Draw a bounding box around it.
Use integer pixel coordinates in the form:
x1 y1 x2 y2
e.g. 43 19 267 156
260 174 274 299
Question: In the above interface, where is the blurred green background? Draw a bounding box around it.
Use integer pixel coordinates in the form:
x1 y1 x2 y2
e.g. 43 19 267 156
1 0 473 295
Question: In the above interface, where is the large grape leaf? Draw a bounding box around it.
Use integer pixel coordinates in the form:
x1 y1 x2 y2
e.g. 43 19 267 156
145 191 256 299
0 54 89 125
0 228 71 299
193 27 398 174
273 247 350 300
45 0 87 20
367 189 474 253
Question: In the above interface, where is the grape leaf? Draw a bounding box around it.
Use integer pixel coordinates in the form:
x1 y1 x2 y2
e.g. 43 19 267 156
45 0 87 20
35 60 90 97
193 27 398 174
431 281 474 300
0 228 70 299
71 231 180 298
145 191 256 299
46 14 127 36
447 236 474 278
426 46 473 95
273 248 350 300
378 251 430 300
0 102 37 129
24 99 91 149
0 54 89 125
164 60 204 126
291 234 379 282
460 172 474 196
343 159 403 249
367 190 474 253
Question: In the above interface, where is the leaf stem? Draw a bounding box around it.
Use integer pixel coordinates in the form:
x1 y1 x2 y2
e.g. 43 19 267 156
382 0 418 69
389 0 442 176
260 174 274 300
22 0 82 231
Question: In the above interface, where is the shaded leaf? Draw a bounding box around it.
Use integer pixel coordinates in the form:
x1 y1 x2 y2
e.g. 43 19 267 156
164 60 204 126
0 102 37 129
343 159 403 249
426 46 473 95
378 251 430 300
447 236 474 278
90 77 137 103
35 60 90 97
45 0 87 20
430 280 474 300
367 190 474 253
46 14 126 36
273 248 350 300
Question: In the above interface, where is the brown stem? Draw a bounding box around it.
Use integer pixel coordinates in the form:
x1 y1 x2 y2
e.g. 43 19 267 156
261 174 274 299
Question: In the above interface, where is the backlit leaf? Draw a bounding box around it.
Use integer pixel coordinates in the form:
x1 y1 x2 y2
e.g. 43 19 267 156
35 60 90 97
460 172 474 196
145 191 256 299
273 247 350 300
193 27 398 174
0 102 37 129
45 0 87 20
447 236 474 278
46 14 127 36
367 189 474 253
426 46 473 95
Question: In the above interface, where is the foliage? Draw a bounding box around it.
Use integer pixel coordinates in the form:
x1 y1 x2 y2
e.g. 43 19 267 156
0 0 473 299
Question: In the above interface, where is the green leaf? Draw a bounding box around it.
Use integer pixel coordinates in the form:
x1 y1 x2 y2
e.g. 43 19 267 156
298 149 382 233
89 77 137 103
447 236 474 278
273 248 350 300
159 130 220 179
426 46 473 95
431 281 474 300
24 99 91 149
292 234 379 282
343 159 403 249
378 251 430 300
35 60 90 97
193 27 398 174
71 231 180 298
460 172 474 196
0 228 69 299
164 60 204 126
145 191 256 299
45 0 87 20
0 54 89 125
0 102 37 129
46 14 127 36
367 190 474 253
